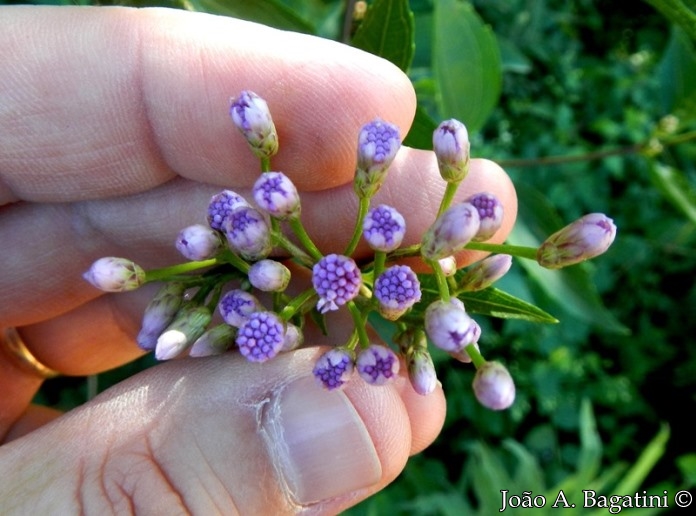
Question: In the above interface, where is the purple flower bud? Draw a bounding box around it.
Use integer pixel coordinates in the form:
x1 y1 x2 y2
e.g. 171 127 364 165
356 344 400 386
354 119 401 198
207 190 250 231
313 348 355 390
218 289 264 327
459 254 513 292
433 119 470 183
229 90 278 159
137 282 186 351
407 349 438 396
175 224 222 261
424 298 478 352
312 254 362 314
155 305 212 360
537 213 617 269
281 323 303 352
248 259 291 292
421 202 481 261
189 324 236 357
222 205 272 261
235 311 285 362
438 256 458 277
362 204 406 252
83 257 146 292
473 361 516 410
467 192 504 242
374 265 422 320
252 171 301 219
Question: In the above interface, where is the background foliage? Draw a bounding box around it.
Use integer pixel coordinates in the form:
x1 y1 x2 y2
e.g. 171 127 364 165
7 0 696 512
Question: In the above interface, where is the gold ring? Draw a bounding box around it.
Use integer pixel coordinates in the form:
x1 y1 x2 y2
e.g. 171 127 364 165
1 327 60 380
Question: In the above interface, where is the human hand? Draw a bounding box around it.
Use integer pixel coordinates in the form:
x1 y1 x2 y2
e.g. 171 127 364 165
0 5 516 514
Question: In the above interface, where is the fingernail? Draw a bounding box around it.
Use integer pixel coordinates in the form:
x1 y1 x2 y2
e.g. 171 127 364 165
263 376 381 504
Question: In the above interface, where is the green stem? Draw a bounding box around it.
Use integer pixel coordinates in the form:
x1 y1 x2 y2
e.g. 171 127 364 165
373 251 386 281
260 156 271 173
343 196 371 257
145 258 219 282
428 259 450 302
278 287 317 321
348 301 370 348
466 343 486 369
464 242 539 260
289 217 323 261
272 233 314 268
436 181 461 218
219 249 250 274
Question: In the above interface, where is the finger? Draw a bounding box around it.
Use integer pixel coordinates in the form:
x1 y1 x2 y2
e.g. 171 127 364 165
0 5 416 203
0 348 446 514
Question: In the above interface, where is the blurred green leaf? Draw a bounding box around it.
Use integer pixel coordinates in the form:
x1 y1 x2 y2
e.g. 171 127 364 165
351 0 415 72
612 424 670 494
459 288 559 323
403 104 438 150
648 161 696 225
676 453 696 487
185 0 315 34
657 27 696 120
432 0 501 132
644 0 696 43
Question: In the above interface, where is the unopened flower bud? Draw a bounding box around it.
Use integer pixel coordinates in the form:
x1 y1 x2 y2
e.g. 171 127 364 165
407 349 438 396
218 289 264 327
248 259 291 292
229 90 278 159
175 224 222 261
312 254 362 314
421 202 480 261
189 324 236 357
155 305 212 360
252 171 301 219
438 256 458 277
223 206 272 261
356 344 400 386
450 340 481 364
473 361 516 410
374 265 421 320
281 323 303 352
459 254 512 292
236 311 285 362
313 348 354 390
362 204 406 252
433 119 470 183
424 298 478 352
137 282 186 351
83 257 146 292
537 213 617 269
207 190 249 231
467 192 504 242
354 119 401 199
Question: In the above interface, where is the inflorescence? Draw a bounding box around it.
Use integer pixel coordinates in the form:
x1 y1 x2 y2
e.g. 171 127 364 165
83 91 617 411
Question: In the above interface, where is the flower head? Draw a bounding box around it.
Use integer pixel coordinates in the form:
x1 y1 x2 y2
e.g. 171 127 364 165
356 344 400 386
467 192 504 242
222 206 272 261
354 119 401 198
313 348 355 390
459 254 512 292
407 349 438 396
281 323 303 352
312 254 362 314
472 361 516 410
207 190 249 231
252 171 301 219
235 311 285 362
229 90 278 159
537 213 617 269
248 259 291 292
137 282 186 351
433 119 470 183
189 324 236 357
374 265 422 320
155 305 212 360
175 224 222 261
424 298 479 352
362 204 406 252
218 289 264 327
83 257 146 292
421 202 481 261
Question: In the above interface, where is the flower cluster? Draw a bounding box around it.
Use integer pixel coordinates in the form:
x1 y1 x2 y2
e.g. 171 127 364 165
83 90 618 411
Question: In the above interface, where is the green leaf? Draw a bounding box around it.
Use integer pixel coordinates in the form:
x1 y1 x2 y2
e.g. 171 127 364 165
459 288 559 324
351 0 415 72
612 423 670 495
648 161 696 225
645 0 696 43
185 0 315 34
432 0 502 132
657 27 696 120
403 104 438 149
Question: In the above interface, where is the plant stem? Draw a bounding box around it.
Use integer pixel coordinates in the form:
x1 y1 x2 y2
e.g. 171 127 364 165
465 242 539 261
260 156 271 173
343 196 370 257
145 258 219 282
465 343 486 369
373 251 386 281
289 217 323 261
272 233 314 268
279 287 317 321
436 181 461 218
428 259 450 302
348 301 370 348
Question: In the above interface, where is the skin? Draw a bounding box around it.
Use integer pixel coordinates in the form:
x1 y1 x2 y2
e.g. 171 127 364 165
0 5 517 515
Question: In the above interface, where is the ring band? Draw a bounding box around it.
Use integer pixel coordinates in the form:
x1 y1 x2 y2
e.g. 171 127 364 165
1 327 60 380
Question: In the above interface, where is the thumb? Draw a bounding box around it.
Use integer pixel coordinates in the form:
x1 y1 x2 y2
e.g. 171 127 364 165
0 348 445 514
